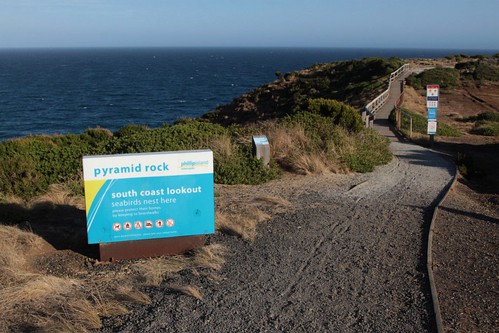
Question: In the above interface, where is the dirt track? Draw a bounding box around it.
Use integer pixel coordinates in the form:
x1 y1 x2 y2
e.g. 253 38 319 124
97 138 455 333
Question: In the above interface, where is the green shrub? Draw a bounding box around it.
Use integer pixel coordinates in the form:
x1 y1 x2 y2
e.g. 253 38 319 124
471 122 499 136
282 111 392 173
0 133 109 199
457 153 483 179
114 124 150 138
305 98 364 132
463 112 499 122
344 129 392 173
474 63 499 81
0 120 285 199
214 145 280 184
291 57 405 108
406 67 460 90
107 120 227 154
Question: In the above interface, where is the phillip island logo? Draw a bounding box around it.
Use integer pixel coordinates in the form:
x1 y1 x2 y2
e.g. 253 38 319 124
180 160 209 170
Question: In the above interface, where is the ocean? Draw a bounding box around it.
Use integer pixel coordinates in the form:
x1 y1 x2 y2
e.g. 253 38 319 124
0 47 497 141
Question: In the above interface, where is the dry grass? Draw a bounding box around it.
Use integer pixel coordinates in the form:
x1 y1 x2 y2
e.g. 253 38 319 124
267 123 311 161
0 184 230 331
215 191 290 240
0 225 45 285
0 226 100 332
293 151 331 175
216 208 270 240
131 244 226 286
0 225 153 332
167 285 204 300
253 195 292 208
209 134 236 157
264 121 346 175
30 183 85 210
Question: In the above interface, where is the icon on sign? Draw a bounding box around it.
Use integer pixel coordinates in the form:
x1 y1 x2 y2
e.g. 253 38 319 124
113 223 121 231
166 219 175 227
427 100 438 108
156 219 164 228
124 222 132 230
134 221 142 230
145 220 153 229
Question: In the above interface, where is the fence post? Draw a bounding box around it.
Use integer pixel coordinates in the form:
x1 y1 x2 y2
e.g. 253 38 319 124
397 109 401 130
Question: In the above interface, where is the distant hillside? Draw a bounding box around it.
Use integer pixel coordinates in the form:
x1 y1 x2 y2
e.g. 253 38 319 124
202 57 405 125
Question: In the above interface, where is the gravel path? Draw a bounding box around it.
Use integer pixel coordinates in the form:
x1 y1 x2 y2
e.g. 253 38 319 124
97 137 455 332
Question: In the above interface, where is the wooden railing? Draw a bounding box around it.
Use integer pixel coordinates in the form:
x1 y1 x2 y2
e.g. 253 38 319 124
362 63 410 127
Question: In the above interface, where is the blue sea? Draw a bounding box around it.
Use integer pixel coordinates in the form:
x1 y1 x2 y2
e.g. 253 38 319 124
0 47 497 141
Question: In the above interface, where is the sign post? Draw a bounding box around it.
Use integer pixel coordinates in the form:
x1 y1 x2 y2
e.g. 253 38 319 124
82 150 215 261
426 85 440 145
252 135 270 166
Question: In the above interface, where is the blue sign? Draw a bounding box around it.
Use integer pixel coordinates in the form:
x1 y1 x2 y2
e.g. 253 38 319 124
428 108 437 120
83 150 214 244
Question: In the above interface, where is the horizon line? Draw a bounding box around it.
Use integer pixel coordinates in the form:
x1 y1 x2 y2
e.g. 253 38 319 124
0 45 498 52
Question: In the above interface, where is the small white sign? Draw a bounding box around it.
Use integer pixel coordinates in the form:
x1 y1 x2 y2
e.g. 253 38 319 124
426 85 440 97
427 120 437 135
426 100 438 108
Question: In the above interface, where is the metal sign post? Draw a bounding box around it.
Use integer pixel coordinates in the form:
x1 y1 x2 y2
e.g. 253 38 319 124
252 135 270 167
426 85 440 145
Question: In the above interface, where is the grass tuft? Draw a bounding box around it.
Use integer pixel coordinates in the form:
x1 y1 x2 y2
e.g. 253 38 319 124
167 285 203 300
130 244 226 286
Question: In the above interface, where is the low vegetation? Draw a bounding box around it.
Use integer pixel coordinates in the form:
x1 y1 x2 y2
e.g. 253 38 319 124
406 67 460 90
453 112 499 137
0 99 392 200
390 108 462 137
406 54 499 90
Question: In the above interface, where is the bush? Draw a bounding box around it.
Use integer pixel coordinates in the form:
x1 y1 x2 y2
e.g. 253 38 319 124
471 122 499 136
214 145 280 184
406 67 460 90
0 132 109 199
106 120 228 154
344 129 392 173
291 58 405 108
114 124 150 138
305 98 364 132
279 112 391 173
463 112 499 122
474 63 499 81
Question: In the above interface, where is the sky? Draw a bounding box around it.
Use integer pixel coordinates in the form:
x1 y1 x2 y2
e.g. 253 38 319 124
0 0 498 50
